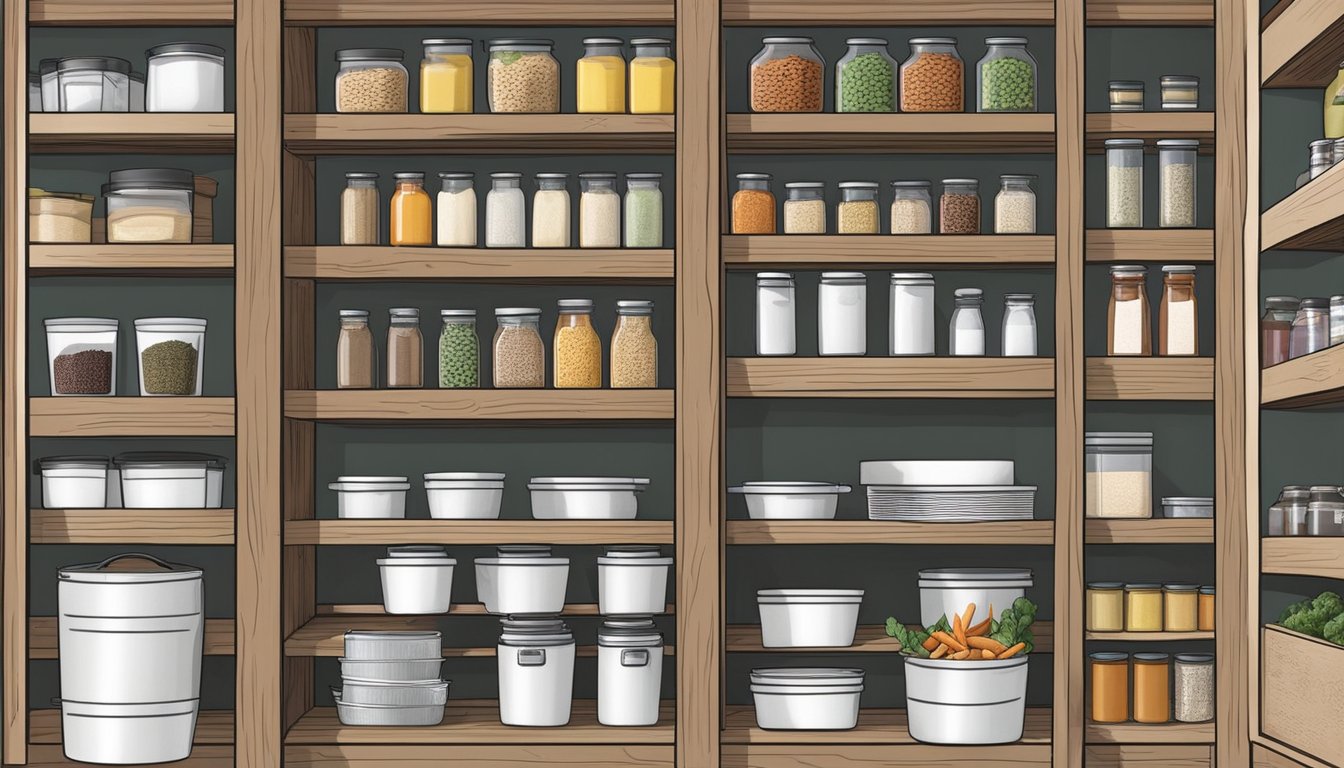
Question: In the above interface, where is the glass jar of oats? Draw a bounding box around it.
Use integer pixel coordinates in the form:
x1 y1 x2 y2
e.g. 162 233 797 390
889 180 932 234
335 48 408 113
783 182 825 234
1085 431 1154 519
487 39 559 114
611 300 657 388
493 308 545 388
554 299 602 388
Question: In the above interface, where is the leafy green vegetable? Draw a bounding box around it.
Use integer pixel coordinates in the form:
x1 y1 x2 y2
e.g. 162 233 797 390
884 618 931 657
1279 591 1344 639
886 599 1040 658
493 51 524 66
1324 612 1344 646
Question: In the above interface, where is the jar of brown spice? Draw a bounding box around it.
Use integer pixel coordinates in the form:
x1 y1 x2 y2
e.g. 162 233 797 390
900 37 964 113
749 37 824 113
939 178 980 234
386 307 423 388
336 309 375 389
733 173 776 234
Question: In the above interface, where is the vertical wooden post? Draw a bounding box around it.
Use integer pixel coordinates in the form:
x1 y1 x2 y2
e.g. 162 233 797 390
1054 0 1085 766
236 0 283 763
1242 0 1262 750
676 0 723 764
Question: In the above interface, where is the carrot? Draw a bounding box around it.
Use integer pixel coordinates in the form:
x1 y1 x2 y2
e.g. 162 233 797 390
950 649 971 660
966 604 995 637
982 649 997 659
952 613 967 647
930 643 949 659
997 642 1026 659
960 603 976 632
922 634 940 652
968 636 1007 653
931 631 965 653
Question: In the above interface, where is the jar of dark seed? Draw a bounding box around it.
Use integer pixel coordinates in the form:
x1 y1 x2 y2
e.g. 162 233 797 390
134 317 206 396
438 309 479 388
45 317 118 396
939 178 980 234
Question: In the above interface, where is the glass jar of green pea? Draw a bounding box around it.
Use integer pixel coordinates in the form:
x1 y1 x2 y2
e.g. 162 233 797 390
976 37 1037 113
438 309 480 388
835 38 897 113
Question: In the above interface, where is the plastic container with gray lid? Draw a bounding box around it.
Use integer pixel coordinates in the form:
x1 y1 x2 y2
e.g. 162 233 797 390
1162 496 1213 519
35 455 110 509
114 451 228 509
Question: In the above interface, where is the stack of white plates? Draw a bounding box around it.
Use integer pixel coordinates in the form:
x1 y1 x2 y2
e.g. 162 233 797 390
866 485 1036 521
336 631 448 726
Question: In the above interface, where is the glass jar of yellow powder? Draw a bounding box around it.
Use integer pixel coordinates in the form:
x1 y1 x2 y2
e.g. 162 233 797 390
1125 583 1163 632
1163 583 1199 631
554 298 602 388
577 37 626 114
420 38 472 113
1086 582 1124 632
630 37 674 114
390 171 432 246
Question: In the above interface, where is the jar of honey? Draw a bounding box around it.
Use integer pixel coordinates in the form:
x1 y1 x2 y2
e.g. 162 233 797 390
1090 652 1129 723
390 171 432 246
1198 586 1215 631
1163 583 1199 631
1125 583 1163 632
1086 582 1124 632
1133 652 1171 723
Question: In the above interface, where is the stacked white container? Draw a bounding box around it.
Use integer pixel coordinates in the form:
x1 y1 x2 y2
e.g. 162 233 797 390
498 618 576 726
597 619 664 726
336 631 448 726
115 452 227 509
476 545 570 615
425 471 504 519
527 476 649 519
329 475 410 518
378 546 456 614
36 456 110 508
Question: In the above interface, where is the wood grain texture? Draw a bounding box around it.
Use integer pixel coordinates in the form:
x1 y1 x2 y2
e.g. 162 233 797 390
726 623 1055 653
728 357 1054 398
285 246 675 281
28 244 234 273
284 388 674 421
1261 537 1344 579
1261 344 1344 408
29 709 234 744
1084 519 1214 544
1085 112 1216 146
721 0 1053 24
283 28 316 115
1261 0 1344 87
1084 0 1213 25
283 114 674 154
25 745 235 767
1084 229 1215 263
1083 630 1214 642
283 153 316 247
725 113 1055 154
1244 0 1263 746
1253 740 1335 768
28 0 233 24
28 113 234 153
726 520 1054 545
286 745 674 766
1262 626 1344 764
723 235 1056 267
286 519 675 546
29 617 235 658
29 397 235 436
1086 721 1216 744
1085 357 1214 400
723 746 1052 767
283 0 674 24
30 508 235 544
285 617 676 657
1084 745 1212 766
722 706 1053 745
1261 161 1344 251
315 602 674 616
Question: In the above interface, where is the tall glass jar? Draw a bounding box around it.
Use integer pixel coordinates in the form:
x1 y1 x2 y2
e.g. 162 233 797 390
579 173 621 248
1159 265 1198 356
1174 654 1214 723
1268 485 1310 536
733 173 776 234
1090 653 1130 723
950 288 985 356
420 38 473 113
784 182 826 234
1290 297 1330 359
493 308 545 388
629 38 675 114
386 308 423 388
1107 139 1144 228
977 37 1037 113
750 37 824 113
890 272 936 355
336 310 375 389
890 180 932 234
335 48 408 113
835 38 896 113
486 39 559 114
900 38 963 113
940 178 980 234
1158 139 1198 228
1087 432 1154 519
57 56 132 112
554 299 602 388
818 272 866 356
486 172 526 248
624 173 663 248
1133 653 1171 724
390 172 432 246
577 37 626 114
1262 295 1299 368
611 300 657 388
1003 293 1037 356
995 174 1037 233
757 272 796 356
1108 265 1151 356
532 173 571 248
437 172 476 247
836 181 879 234
341 171 379 245
438 309 479 388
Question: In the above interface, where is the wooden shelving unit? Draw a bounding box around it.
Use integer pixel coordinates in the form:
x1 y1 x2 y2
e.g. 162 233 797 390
1087 721 1216 744
725 113 1056 154
285 520 675 546
727 623 1057 653
28 0 234 24
29 113 235 153
282 389 674 422
1085 112 1216 147
1261 0 1344 87
1085 518 1215 544
1261 162 1344 252
29 508 236 544
284 246 674 281
726 519 1055 545
283 114 674 154
1084 0 1214 25
1084 229 1215 263
28 397 236 437
1261 538 1344 580
727 357 1055 398
1261 345 1344 408
28 244 234 273
721 0 1054 25
723 235 1056 268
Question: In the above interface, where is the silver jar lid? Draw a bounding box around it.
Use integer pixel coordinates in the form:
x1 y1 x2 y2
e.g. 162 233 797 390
598 618 663 648
1084 431 1154 446
557 298 594 313
761 37 814 44
616 300 654 316
1105 138 1145 148
889 271 934 284
820 271 866 283
1162 264 1197 273
1109 264 1147 275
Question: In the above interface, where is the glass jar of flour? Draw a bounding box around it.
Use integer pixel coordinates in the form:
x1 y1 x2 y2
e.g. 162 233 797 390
756 272 796 356
889 272 935 355
1085 431 1154 519
818 272 866 355
146 42 225 112
1002 293 1037 356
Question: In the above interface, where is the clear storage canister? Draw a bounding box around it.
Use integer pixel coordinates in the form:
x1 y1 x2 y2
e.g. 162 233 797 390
420 38 473 114
105 168 194 244
335 48 408 113
554 299 602 388
630 38 675 114
835 38 896 113
1159 265 1198 356
1161 75 1200 111
390 172 432 246
890 180 932 234
837 181 879 234
1300 139 1335 188
750 37 824 113
818 272 866 356
438 309 479 388
486 172 526 248
1109 80 1143 112
1158 139 1198 228
995 174 1037 233
1086 582 1124 632
784 182 825 234
1085 431 1154 519
1106 139 1144 228
901 37 963 113
579 173 621 248
625 173 663 248
977 37 1036 113
733 173 776 234
145 42 225 112
28 189 93 243
437 172 476 247
39 58 59 112
577 37 626 114
1174 654 1214 723
1309 499 1344 535
890 272 936 355
386 308 423 388
1332 295 1344 346
1268 485 1309 536
336 309 375 389
940 178 980 234
1002 293 1038 356
1108 265 1150 356
1126 583 1163 632
493 308 545 388
1290 297 1329 359
950 288 986 356
341 172 379 246
487 39 559 114
532 173 571 248
46 318 118 396
57 56 131 112
757 272 796 356
1262 295 1298 368
611 300 657 388
135 317 206 396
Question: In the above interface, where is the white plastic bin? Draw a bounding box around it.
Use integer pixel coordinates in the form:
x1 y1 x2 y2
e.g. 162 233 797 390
134 317 206 396
903 656 1028 744
378 549 456 614
475 546 569 614
329 476 409 519
527 476 649 519
498 618 575 726
36 456 109 508
728 482 851 519
598 546 672 615
115 452 214 509
59 699 199 765
749 668 864 730
597 620 664 726
757 589 863 647
424 472 504 519
45 317 118 396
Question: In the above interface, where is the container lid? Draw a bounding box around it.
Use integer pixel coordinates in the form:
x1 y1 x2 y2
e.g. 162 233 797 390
336 48 405 61
845 37 888 46
422 38 472 46
487 38 554 49
1090 652 1129 661
59 552 202 584
495 545 553 558
1332 295 1344 306
39 58 59 75
377 556 456 567
1105 138 1145 148
1162 496 1212 505
339 309 369 318
616 300 654 316
393 172 424 181
557 298 594 312
1109 264 1147 275
1162 264 1197 273
107 168 194 192
918 567 1032 583
1086 581 1124 590
334 475 409 483
909 37 957 45
1161 75 1200 85
602 545 664 559
534 172 568 180
1175 653 1214 664
1311 138 1335 149
737 172 772 180
942 178 978 186
1109 80 1144 89
784 181 823 188
632 38 672 46
345 630 441 644
1163 583 1200 592
114 451 227 469
494 307 540 317
1133 652 1170 662
389 307 420 318
579 172 617 180
1005 293 1035 303
387 545 449 558
29 189 95 203
756 271 793 282
134 316 207 329
1000 174 1037 182
490 171 522 179
761 37 814 44
728 481 851 495
146 42 226 58
35 455 110 473
750 667 864 683
889 271 934 283
424 471 503 481
44 316 116 328
345 172 378 180
820 272 866 283
57 56 132 74
838 181 878 189
891 180 932 188
529 476 650 486
1265 296 1300 310
28 71 39 84
757 588 864 599
598 619 663 647
1156 139 1200 149
954 288 983 299
1301 297 1329 309
439 309 476 318
626 172 663 181
499 617 572 646
985 36 1029 45
1125 582 1162 590
438 172 473 180
583 37 624 45
1084 431 1154 446
1200 586 1215 594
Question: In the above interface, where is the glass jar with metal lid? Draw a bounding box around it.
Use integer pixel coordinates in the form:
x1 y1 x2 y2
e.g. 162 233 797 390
57 56 132 112
890 272 936 355
1087 582 1124 632
390 171 432 246
629 38 675 114
579 172 621 248
835 38 896 113
818 272 867 356
554 298 602 388
837 181 879 234
336 310 374 389
577 37 626 114
900 37 963 112
1090 652 1130 723
1160 75 1200 110
1126 584 1163 631
1308 499 1344 536
1106 138 1144 228
1159 264 1198 356
757 272 796 356
145 43 225 112
1109 80 1144 112
1164 583 1200 631
1299 139 1334 188
104 168 194 244
437 172 476 247
733 173 776 234
950 288 986 356
1003 293 1038 356
420 38 473 113
486 39 559 114
1199 586 1215 630
750 37 824 112
386 308 423 388
335 48 407 113
341 172 379 245
940 178 980 234
1086 431 1154 519
783 182 826 234
493 308 545 388
1133 653 1171 723
486 172 525 248
1262 295 1299 367
977 37 1037 113
1174 653 1214 722
1268 485 1310 536
995 174 1037 233
437 309 479 389
1290 297 1330 359
1158 139 1198 228
890 180 932 234
1108 264 1150 356
532 173 571 248
624 173 663 248
611 300 657 388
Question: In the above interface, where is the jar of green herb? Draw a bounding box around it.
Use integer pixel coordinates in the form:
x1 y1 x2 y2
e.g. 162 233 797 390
624 172 663 247
438 309 479 388
835 38 896 113
976 37 1037 113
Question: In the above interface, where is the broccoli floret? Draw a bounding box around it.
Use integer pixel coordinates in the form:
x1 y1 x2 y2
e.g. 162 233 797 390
1280 591 1344 638
1312 590 1344 618
1325 612 1344 646
1278 598 1312 624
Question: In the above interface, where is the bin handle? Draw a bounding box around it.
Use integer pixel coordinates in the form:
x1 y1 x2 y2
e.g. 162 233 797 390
92 552 179 571
621 649 650 667
518 649 546 666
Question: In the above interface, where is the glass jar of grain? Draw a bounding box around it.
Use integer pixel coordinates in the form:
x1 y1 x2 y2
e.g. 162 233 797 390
837 181 880 234
1163 583 1199 631
554 299 602 388
1106 138 1144 228
890 180 932 234
1158 139 1198 228
493 308 545 388
1085 431 1154 518
1159 265 1198 356
994 174 1037 234
611 300 657 388
1174 653 1214 722
1108 265 1151 356
783 182 826 234
386 308 422 388
438 309 479 389
336 309 375 389
486 39 559 114
532 173 571 248
341 172 379 245
335 48 408 113
579 172 621 248
733 173 776 234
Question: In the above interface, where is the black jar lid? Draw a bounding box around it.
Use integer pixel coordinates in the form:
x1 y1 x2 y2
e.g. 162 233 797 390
106 168 194 192
147 42 226 58
58 56 132 75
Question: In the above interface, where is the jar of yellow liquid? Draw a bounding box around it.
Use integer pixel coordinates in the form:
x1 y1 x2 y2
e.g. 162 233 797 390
630 37 675 114
577 37 626 113
1327 61 1344 138
420 38 472 113
390 171 432 246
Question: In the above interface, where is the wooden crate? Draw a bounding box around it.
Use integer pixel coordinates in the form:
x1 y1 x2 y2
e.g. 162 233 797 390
1262 625 1344 765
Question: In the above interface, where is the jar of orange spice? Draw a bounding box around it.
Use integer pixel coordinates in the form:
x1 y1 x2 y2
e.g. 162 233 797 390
733 173 776 234
750 37 824 112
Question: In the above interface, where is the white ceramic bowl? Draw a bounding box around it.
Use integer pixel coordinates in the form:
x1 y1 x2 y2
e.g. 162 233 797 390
378 557 456 614
528 477 647 520
859 460 1015 486
757 589 863 647
425 472 504 519
729 482 851 520
903 656 1028 744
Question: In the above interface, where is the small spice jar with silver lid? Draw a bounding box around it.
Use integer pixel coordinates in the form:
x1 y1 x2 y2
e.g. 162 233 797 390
1108 80 1144 112
757 272 797 356
949 288 985 356
1002 293 1037 356
1174 653 1214 723
783 182 826 234
818 272 866 356
1160 75 1199 110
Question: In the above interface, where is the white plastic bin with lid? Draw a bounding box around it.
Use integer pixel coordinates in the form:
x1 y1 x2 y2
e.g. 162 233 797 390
146 43 226 112
889 272 936 355
750 668 864 730
36 456 109 508
475 546 569 614
45 318 118 396
917 567 1033 627
904 656 1028 744
598 546 672 615
757 589 864 647
498 618 575 726
378 547 456 614
114 452 222 509
424 471 504 519
728 481 852 519
57 56 131 111
1085 431 1154 519
756 272 796 356
329 476 410 518
58 553 203 764
344 630 443 660
106 169 195 244
527 476 649 520
134 317 206 395
818 272 867 356
598 619 664 726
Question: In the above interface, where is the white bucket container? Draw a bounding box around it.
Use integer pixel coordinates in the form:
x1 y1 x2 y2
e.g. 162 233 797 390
329 476 409 519
498 618 575 727
749 668 864 730
425 472 504 519
729 482 852 519
904 656 1028 744
59 699 198 765
757 589 863 648
527 476 649 519
44 317 118 396
115 452 223 509
598 547 672 616
378 555 456 614
134 317 206 396
917 568 1033 627
597 620 664 726
36 456 109 508
475 547 569 615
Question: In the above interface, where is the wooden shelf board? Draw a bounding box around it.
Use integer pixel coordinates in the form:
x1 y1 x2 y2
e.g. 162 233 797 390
1084 0 1213 25
1085 357 1215 400
1086 721 1215 745
1262 537 1344 579
721 0 1053 25
284 246 673 281
283 0 674 25
1085 630 1215 642
726 520 1054 545
722 235 1055 268
286 520 674 546
1262 344 1344 408
30 508 235 545
316 602 673 616
283 114 674 154
29 244 234 274
287 616 673 657
29 709 234 745
30 617 235 658
29 113 234 153
1262 162 1344 252
26 746 234 767
1085 112 1215 148
1085 519 1214 544
1262 0 1344 87
722 706 1053 747
727 623 1055 654
727 356 1055 398
29 397 235 437
29 0 233 25
1084 229 1214 263
725 113 1056 154
284 389 673 422
1253 738 1338 768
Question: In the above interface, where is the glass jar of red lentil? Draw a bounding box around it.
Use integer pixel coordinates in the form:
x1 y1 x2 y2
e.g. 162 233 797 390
900 37 964 113
733 173 776 234
749 37 824 113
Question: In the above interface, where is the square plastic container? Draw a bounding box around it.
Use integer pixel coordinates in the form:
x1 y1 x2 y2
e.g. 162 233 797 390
134 317 206 396
35 456 110 508
329 476 409 519
45 318 117 396
115 452 213 508
1085 432 1153 519
1162 496 1213 519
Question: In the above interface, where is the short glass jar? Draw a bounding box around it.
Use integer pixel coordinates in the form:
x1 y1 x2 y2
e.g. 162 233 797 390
818 271 867 356
1290 297 1330 359
977 37 1037 113
1109 80 1144 112
835 38 896 113
900 37 963 113
386 308 423 388
437 309 479 389
341 172 379 245
486 172 526 248
750 37 824 113
486 39 560 114
757 272 796 356
1174 654 1214 723
1086 431 1154 519
579 172 621 248
105 168 194 244
437 172 476 247
1262 295 1299 368
836 181 880 234
1106 139 1144 228
1158 139 1198 228
940 178 980 234
1159 265 1198 356
1086 582 1125 632
1331 295 1344 346
577 37 626 114
784 182 826 234
45 317 118 396
336 310 375 389
1268 485 1310 536
995 174 1037 233
335 48 408 113
390 172 432 247
625 173 664 248
420 38 473 114
1108 265 1150 356
531 173 571 248
554 299 602 388
890 181 932 234
1163 583 1200 631
1125 583 1163 632
493 308 545 388
1161 75 1200 110
146 43 225 112
629 38 675 114
611 300 657 388
57 56 132 112
950 288 985 356
1003 293 1038 356
733 173 776 234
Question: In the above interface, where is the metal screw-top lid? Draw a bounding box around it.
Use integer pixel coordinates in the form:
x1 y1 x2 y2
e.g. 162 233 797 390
626 172 663 180
393 172 425 181
1109 264 1147 275
494 307 541 317
616 300 654 316
1087 582 1124 590
58 56 132 74
107 167 194 192
942 178 979 187
1090 652 1129 661
557 298 594 313
336 48 405 61
632 38 672 46
1105 138 1145 148
953 288 984 304
1300 297 1329 309
785 181 824 188
146 42 226 58
388 307 420 318
1156 139 1200 149
422 38 472 46
891 180 932 188
1175 653 1214 664
838 181 879 189
440 309 476 317
1005 293 1035 304
1265 295 1300 311
761 37 814 44
1109 80 1144 89
889 271 934 284
487 39 554 50
821 271 866 283
1162 264 1197 274
345 171 378 180
909 37 957 45
756 271 794 283
1084 431 1154 446
737 172 772 180
339 309 369 318
1161 75 1200 86
583 37 625 46
985 36 1029 45
438 171 473 180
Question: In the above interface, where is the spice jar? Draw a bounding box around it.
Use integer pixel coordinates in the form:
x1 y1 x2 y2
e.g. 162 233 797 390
1106 139 1144 228
1090 652 1129 723
1299 139 1335 188
437 172 476 247
386 308 423 388
835 38 896 113
579 173 621 248
818 272 866 356
1133 653 1171 723
1332 295 1344 346
532 173 571 248
1003 293 1038 356
554 299 602 388
28 189 94 243
1161 75 1200 111
487 39 559 113
1290 298 1330 359
890 272 936 355
611 300 657 388
420 38 472 113
45 317 118 396
335 48 408 113
1261 296 1299 368
757 272 796 356
1268 486 1310 536
486 172 526 248
1108 265 1150 356
1125 584 1164 632
784 182 826 234
1085 431 1154 519
1198 586 1215 631
837 181 879 234
901 38 963 112
950 288 985 356
940 178 980 234
1158 139 1198 228
336 310 375 389
494 308 545 388
1174 654 1214 723
995 174 1037 233
105 168 194 244
390 172 432 246
890 181 933 234
629 38 675 114
1086 582 1124 632
1164 583 1199 631
577 37 626 114
57 56 132 112
977 37 1036 113
135 317 207 396
341 172 379 246
438 309 479 389
1159 265 1198 356
145 43 225 112
750 37 824 113
733 173 776 234
1109 80 1144 112
625 173 663 248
